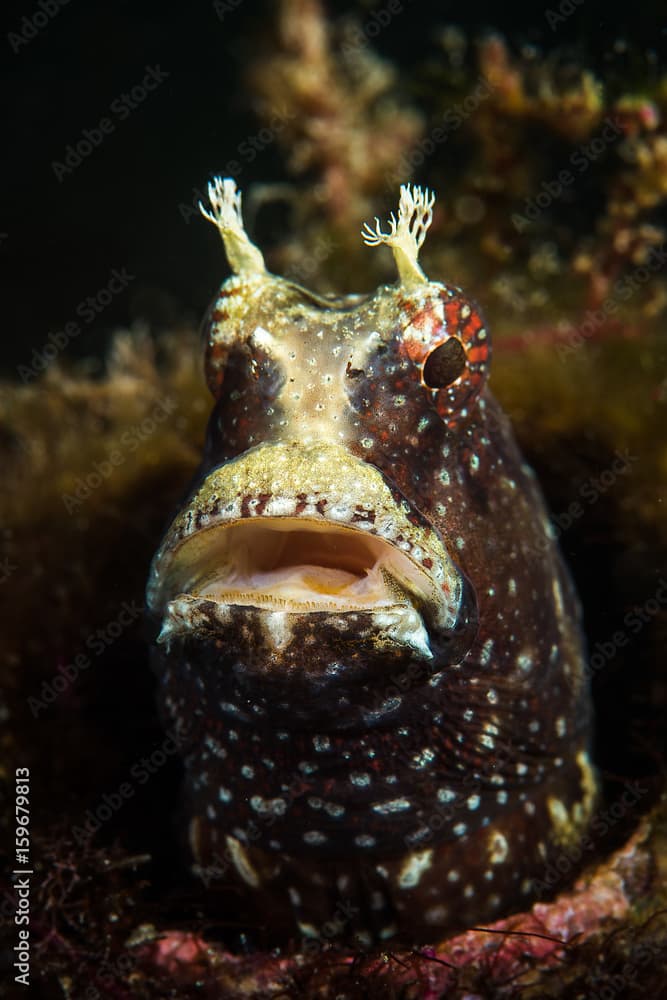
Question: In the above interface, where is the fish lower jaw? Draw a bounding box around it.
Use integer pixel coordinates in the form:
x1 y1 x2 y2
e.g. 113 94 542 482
198 561 420 614
158 593 434 660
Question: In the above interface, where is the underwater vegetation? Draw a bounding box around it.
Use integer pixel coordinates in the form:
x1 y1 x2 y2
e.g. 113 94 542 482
2 1 667 997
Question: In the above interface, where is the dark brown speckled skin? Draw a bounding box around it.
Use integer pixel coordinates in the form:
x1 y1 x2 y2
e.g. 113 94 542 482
147 185 596 945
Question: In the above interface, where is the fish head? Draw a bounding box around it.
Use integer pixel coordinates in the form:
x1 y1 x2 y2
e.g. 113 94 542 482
146 183 483 727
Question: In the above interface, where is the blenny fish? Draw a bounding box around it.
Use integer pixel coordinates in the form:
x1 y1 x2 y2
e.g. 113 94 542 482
146 179 597 944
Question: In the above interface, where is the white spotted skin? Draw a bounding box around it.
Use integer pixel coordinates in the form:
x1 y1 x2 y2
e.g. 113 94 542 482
149 208 597 946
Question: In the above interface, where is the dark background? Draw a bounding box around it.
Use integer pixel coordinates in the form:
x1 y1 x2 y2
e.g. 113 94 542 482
1 0 666 377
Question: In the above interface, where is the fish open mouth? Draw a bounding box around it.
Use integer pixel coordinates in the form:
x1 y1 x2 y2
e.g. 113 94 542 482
149 517 442 615
146 443 475 662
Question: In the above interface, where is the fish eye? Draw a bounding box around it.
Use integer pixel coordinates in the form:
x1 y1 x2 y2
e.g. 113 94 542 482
422 338 467 389
402 292 491 424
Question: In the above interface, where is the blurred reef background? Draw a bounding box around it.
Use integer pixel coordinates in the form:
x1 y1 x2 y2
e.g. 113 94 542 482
1 0 667 996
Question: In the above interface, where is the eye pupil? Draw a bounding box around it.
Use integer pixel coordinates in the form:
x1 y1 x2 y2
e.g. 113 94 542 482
422 338 467 389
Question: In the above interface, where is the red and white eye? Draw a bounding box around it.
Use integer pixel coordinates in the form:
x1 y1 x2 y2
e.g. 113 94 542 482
403 291 490 425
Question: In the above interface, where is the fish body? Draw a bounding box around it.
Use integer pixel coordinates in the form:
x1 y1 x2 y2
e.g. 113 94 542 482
147 180 596 944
